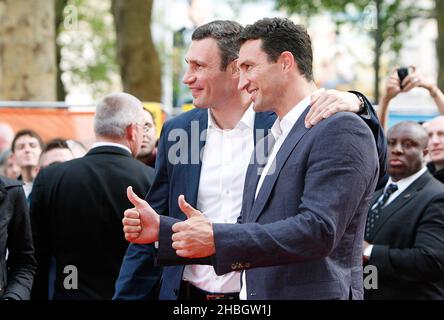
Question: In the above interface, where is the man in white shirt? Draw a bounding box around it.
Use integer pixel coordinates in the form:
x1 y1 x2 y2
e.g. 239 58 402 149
123 17 386 299
363 121 444 300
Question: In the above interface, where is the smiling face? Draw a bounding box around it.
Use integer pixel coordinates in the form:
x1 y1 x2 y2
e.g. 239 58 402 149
426 117 444 168
182 38 236 109
387 123 428 181
237 39 284 113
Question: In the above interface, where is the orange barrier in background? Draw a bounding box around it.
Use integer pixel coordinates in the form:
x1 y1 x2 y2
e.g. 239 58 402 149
0 102 167 147
0 107 96 146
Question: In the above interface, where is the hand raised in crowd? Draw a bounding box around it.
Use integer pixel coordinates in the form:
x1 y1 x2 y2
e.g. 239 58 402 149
401 67 437 94
122 186 160 244
305 88 364 128
385 65 436 96
171 195 215 258
383 68 403 101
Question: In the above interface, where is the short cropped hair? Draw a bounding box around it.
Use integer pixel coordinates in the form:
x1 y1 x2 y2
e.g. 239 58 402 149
238 17 314 81
94 93 144 139
192 20 244 71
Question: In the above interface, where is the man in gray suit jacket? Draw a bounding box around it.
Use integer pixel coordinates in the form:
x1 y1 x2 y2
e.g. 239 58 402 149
122 18 380 300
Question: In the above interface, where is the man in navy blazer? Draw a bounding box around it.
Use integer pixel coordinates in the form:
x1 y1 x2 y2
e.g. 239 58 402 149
117 20 386 300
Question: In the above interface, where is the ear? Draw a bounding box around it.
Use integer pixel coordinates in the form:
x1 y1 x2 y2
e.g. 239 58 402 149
279 51 295 73
230 59 240 78
423 147 429 158
126 123 137 142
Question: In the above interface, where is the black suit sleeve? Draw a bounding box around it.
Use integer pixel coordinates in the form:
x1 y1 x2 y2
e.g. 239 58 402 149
349 91 388 189
113 126 170 300
369 196 444 282
29 170 51 299
3 186 37 300
156 216 214 266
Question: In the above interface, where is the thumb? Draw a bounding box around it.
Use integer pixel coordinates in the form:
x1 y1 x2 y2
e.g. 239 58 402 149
178 194 202 219
127 186 148 211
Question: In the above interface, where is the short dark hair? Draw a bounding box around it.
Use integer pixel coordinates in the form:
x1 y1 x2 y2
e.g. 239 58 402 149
192 20 243 71
43 138 70 153
11 129 44 153
238 17 314 81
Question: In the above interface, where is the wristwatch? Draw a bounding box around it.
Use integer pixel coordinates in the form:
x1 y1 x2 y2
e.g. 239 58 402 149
356 94 366 114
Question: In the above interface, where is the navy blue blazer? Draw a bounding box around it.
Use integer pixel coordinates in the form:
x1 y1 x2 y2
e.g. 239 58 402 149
114 98 387 300
157 109 379 299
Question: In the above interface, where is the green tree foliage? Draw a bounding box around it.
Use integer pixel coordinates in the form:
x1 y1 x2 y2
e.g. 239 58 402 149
57 0 119 100
276 0 433 101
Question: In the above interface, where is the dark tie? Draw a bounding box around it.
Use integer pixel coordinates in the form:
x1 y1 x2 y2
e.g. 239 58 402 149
365 183 398 239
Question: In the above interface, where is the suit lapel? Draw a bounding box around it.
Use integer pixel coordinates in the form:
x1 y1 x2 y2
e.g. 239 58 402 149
371 171 431 238
241 112 277 222
248 108 310 222
185 110 208 207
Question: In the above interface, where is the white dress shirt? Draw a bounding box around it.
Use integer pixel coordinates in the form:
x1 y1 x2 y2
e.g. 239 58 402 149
23 182 33 199
371 166 428 209
182 106 256 293
91 142 131 155
241 96 311 300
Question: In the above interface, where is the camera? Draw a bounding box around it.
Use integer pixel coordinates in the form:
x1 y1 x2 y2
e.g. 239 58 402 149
397 67 409 89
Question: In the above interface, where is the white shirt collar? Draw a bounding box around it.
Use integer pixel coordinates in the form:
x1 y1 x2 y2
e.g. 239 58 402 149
271 95 311 140
92 142 131 154
386 166 427 193
207 104 255 131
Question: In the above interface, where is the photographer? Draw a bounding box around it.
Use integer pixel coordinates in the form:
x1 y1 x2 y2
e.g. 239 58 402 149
378 66 444 131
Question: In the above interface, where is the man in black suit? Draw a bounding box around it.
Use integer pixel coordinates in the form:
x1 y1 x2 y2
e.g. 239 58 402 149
363 121 444 300
30 93 155 300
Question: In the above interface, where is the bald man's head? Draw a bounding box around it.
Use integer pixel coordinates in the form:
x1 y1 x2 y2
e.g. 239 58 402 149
426 116 444 170
387 121 429 181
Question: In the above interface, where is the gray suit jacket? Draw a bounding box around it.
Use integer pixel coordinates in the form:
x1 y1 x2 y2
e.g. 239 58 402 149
158 109 379 300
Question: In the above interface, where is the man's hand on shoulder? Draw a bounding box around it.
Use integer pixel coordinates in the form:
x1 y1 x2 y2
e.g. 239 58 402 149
305 89 363 128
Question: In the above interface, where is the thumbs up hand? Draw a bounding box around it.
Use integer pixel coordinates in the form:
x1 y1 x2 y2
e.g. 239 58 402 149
178 194 204 219
171 195 215 258
122 186 160 244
